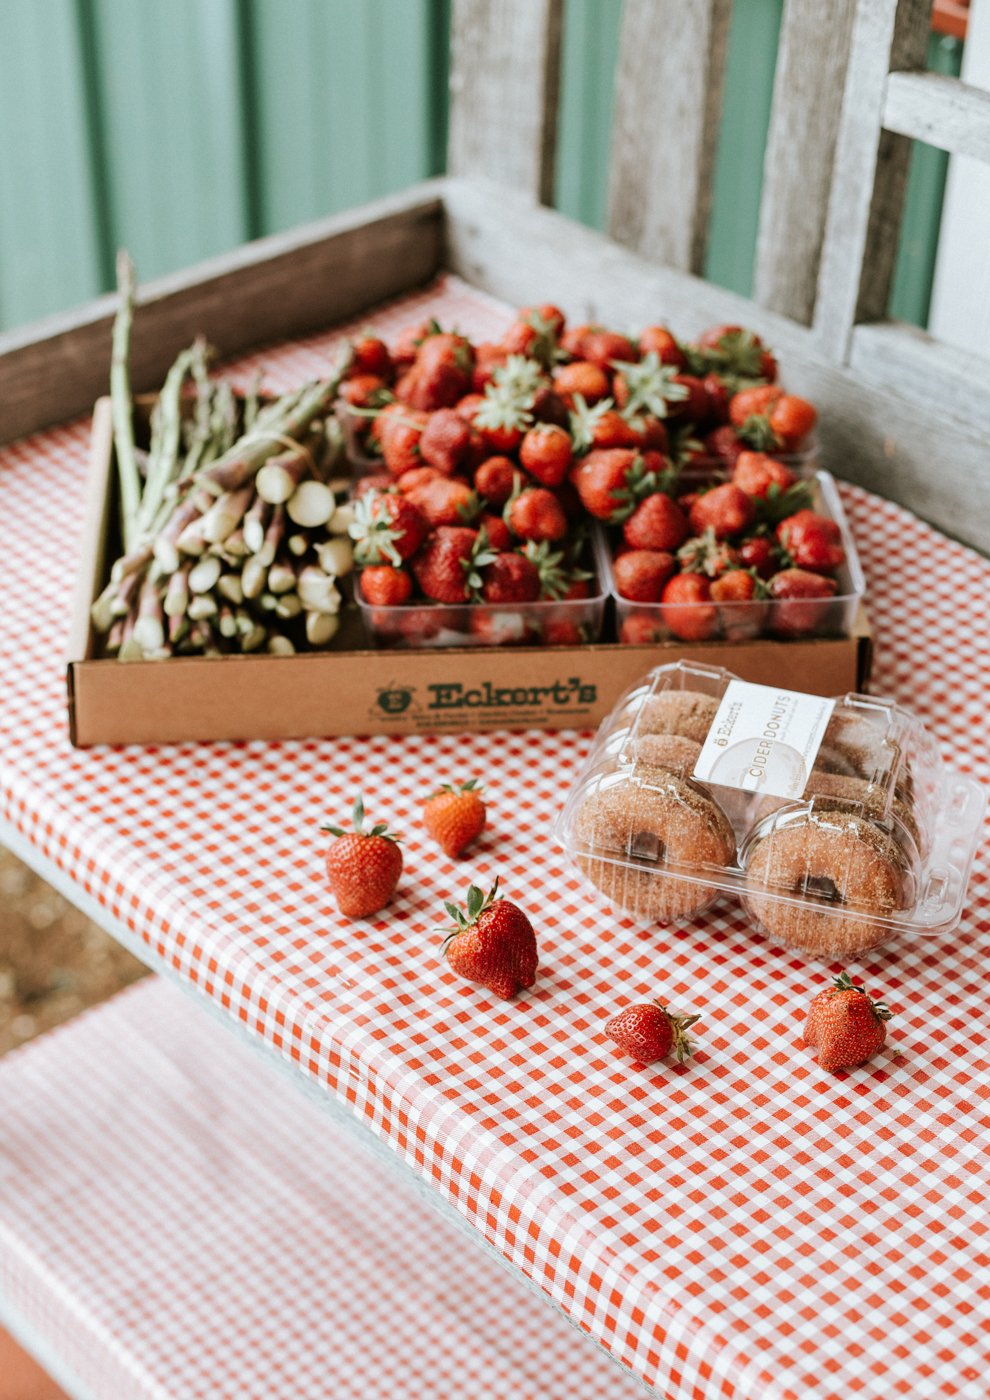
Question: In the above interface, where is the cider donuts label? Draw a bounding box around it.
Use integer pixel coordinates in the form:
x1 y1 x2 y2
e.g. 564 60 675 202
693 681 836 800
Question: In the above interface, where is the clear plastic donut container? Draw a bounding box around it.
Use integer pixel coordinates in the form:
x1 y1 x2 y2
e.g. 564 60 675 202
555 661 986 958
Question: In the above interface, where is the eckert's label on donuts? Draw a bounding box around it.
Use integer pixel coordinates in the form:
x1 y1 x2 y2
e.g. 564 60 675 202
692 682 836 800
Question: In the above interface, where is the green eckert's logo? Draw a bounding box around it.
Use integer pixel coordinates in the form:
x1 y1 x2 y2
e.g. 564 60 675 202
426 677 597 710
374 683 415 715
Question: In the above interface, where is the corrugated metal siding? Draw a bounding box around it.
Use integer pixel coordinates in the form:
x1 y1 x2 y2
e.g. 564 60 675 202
0 0 958 333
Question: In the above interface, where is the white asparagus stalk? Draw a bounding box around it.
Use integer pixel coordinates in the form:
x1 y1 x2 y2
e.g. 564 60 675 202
274 592 302 620
287 533 309 557
164 562 191 618
256 503 286 568
110 541 154 586
242 497 271 555
217 573 245 605
118 611 144 662
133 577 165 652
168 613 189 646
105 617 126 655
189 555 222 594
259 592 278 613
218 605 238 639
240 623 268 652
297 565 341 615
329 501 356 536
286 480 335 528
176 517 209 557
111 569 143 618
256 450 308 505
267 561 296 595
222 527 249 559
306 611 340 647
241 556 268 600
317 538 354 577
200 485 254 544
153 490 213 572
267 635 296 655
188 594 218 620
235 607 255 636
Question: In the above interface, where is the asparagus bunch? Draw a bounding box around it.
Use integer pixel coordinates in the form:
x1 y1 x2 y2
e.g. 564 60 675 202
93 253 355 660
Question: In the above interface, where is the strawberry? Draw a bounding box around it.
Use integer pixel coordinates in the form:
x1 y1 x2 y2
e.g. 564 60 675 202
710 568 766 640
668 373 708 423
340 373 391 410
737 533 779 579
474 455 520 507
473 385 532 454
520 423 573 486
479 551 541 603
392 319 437 369
396 466 444 495
604 1001 700 1064
622 491 689 552
676 528 740 579
405 476 479 530
802 970 893 1072
360 565 413 607
506 487 568 543
690 326 777 386
348 491 427 566
380 410 428 477
408 332 474 410
412 526 489 603
698 372 730 428
571 448 664 522
703 424 746 469
768 393 817 451
468 609 530 647
471 341 510 392
530 385 570 427
501 304 565 367
613 549 675 602
732 450 796 500
541 619 585 646
612 352 692 420
479 512 512 551
768 567 838 635
322 797 402 918
554 360 610 406
585 408 642 451
637 325 687 368
419 408 472 474
729 384 780 429
618 611 664 644
582 328 638 369
423 780 487 858
776 509 845 574
354 472 395 497
688 482 756 540
440 878 538 1000
661 572 717 641
350 334 393 379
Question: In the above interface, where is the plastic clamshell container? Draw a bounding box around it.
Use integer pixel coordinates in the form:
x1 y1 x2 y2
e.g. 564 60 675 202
355 529 610 650
606 469 865 644
555 660 986 958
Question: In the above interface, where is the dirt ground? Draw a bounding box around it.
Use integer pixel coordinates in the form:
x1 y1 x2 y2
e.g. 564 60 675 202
0 847 146 1057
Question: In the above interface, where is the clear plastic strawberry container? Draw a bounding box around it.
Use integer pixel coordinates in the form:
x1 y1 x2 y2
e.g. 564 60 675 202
555 661 986 958
606 469 864 644
355 530 610 649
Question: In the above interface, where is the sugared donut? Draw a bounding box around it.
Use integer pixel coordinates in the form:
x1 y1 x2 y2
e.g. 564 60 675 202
742 809 908 957
754 772 923 855
635 689 719 745
630 733 702 775
572 767 736 922
821 712 914 796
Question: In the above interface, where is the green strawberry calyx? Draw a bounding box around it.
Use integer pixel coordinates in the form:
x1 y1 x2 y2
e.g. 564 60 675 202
830 970 892 1021
654 1001 701 1063
438 877 500 954
321 795 400 843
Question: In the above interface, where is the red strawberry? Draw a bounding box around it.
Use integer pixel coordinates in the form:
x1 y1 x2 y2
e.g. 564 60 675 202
637 325 687 368
661 572 717 641
397 465 444 495
699 372 730 428
322 797 402 918
474 455 520 507
380 410 428 477
360 565 413 606
408 332 474 410
479 512 512 551
354 472 395 497
479 551 541 603
506 487 568 543
729 384 780 429
768 568 838 635
710 568 766 640
703 424 746 469
582 329 638 369
440 878 538 1000
392 319 436 369
554 360 611 406
541 619 585 645
349 491 427 566
732 450 796 500
419 409 472 474
587 408 641 451
776 510 845 574
501 304 565 366
769 393 817 451
467 610 530 646
520 423 573 487
412 526 486 603
677 529 741 579
571 448 659 522
618 611 663 644
688 482 756 540
622 492 689 551
802 970 893 1072
737 533 779 579
340 373 390 410
471 341 510 392
613 549 676 602
406 477 479 530
350 335 393 379
604 1001 700 1064
423 780 487 858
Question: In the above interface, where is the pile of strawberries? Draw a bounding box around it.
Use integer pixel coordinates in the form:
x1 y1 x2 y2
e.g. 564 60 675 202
338 305 844 647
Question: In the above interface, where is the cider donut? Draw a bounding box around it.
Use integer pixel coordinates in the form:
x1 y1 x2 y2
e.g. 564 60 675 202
630 733 702 776
635 689 719 745
754 772 923 855
572 767 736 922
743 809 908 958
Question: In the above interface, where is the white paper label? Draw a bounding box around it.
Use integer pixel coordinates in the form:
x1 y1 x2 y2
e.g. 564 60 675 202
692 681 836 799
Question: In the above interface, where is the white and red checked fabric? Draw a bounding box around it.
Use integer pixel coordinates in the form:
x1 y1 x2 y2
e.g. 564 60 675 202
1 275 989 1400
0 976 647 1400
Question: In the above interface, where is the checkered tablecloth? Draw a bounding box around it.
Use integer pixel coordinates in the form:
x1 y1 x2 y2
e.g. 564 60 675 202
1 276 989 1400
0 976 648 1400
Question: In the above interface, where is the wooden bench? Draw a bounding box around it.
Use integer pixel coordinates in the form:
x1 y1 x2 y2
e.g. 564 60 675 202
0 978 648 1399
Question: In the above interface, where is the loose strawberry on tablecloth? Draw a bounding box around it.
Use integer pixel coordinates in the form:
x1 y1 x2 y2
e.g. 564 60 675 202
802 970 893 1072
440 878 538 1000
422 780 487 859
604 1001 701 1065
322 797 403 919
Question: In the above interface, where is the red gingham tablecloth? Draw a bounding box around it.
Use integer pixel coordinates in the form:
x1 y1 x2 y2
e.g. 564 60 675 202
2 276 989 1400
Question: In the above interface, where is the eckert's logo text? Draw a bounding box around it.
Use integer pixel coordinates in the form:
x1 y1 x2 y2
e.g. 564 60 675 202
427 678 596 710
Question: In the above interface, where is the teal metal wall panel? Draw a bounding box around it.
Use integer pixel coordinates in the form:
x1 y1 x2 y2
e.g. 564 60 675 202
0 0 106 327
555 0 621 232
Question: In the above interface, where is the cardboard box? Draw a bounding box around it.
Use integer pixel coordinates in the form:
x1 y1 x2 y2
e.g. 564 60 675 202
67 399 871 747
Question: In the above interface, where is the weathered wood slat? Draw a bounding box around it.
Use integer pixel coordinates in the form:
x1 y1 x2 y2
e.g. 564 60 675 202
850 321 990 438
447 0 563 204
753 0 857 324
0 184 445 444
443 178 990 552
883 71 990 163
606 0 731 273
813 0 933 361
